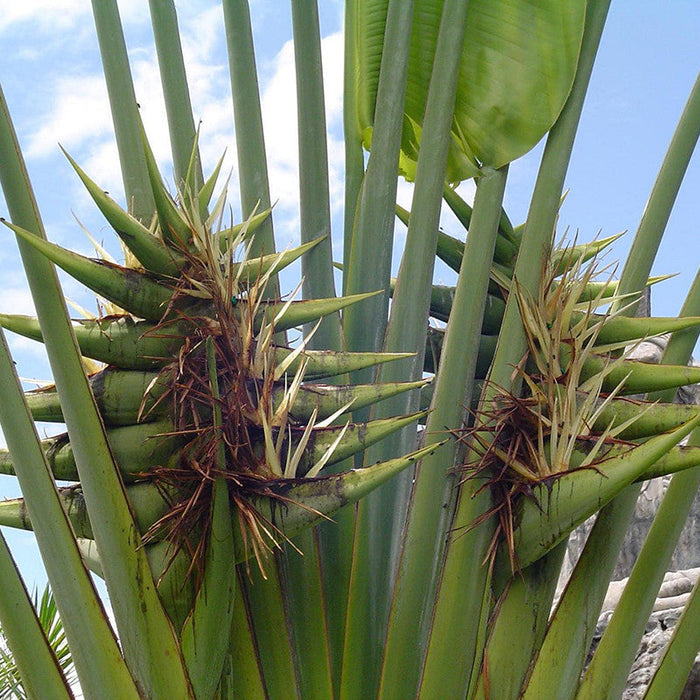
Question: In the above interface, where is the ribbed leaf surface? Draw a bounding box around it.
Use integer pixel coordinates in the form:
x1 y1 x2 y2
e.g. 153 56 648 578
356 0 586 177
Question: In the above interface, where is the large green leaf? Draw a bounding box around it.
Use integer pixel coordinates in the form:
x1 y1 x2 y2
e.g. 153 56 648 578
355 0 586 177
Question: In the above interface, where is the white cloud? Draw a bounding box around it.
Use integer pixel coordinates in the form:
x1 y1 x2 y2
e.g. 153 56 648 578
16 5 347 242
40 24 232 201
442 180 477 232
0 286 36 316
26 75 113 159
258 30 345 246
7 12 468 297
259 38 301 228
0 0 86 33
75 141 125 205
181 4 226 65
320 31 347 212
0 286 69 369
0 0 157 34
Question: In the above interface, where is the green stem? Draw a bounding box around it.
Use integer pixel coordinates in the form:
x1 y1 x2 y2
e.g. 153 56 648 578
472 543 569 700
342 0 413 362
291 0 340 348
523 495 639 700
575 77 700 693
577 464 700 700
532 60 700 700
180 338 237 698
342 0 365 294
0 82 190 698
223 575 267 698
380 166 508 700
340 2 414 693
240 562 300 699
0 326 138 698
221 0 279 291
278 540 334 699
91 0 155 222
420 2 612 694
343 1 475 695
261 10 343 686
148 0 203 192
0 478 77 699
643 573 700 700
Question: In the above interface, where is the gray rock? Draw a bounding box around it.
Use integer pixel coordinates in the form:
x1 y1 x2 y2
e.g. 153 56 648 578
559 332 700 697
588 582 700 699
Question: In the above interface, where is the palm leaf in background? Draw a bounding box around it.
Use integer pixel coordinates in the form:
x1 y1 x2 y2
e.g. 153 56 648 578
0 585 75 700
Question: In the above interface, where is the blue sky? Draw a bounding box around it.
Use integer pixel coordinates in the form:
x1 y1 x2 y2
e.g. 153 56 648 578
0 2 698 593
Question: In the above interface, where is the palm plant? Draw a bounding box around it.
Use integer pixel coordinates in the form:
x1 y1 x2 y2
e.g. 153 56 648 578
0 1 698 698
0 585 76 699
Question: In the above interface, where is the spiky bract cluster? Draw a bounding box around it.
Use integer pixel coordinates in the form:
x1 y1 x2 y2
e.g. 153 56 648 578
0 140 434 606
417 230 700 572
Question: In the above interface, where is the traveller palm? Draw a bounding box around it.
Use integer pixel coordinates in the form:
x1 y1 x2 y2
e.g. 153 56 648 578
0 1 698 698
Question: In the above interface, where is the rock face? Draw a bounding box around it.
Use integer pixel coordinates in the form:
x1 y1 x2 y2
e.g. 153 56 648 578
590 569 700 699
559 334 700 697
560 337 700 584
562 472 700 584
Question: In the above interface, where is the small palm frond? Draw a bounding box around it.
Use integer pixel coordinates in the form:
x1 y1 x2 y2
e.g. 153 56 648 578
0 585 76 700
